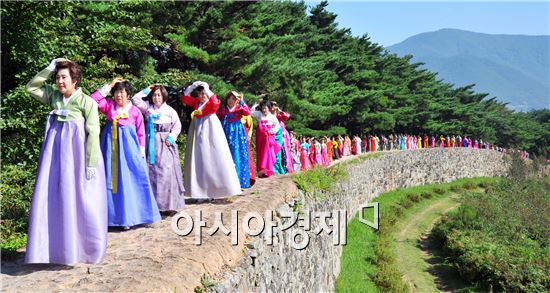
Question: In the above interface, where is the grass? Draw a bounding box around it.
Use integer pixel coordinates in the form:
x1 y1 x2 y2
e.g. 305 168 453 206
395 193 466 292
292 164 348 194
336 177 499 293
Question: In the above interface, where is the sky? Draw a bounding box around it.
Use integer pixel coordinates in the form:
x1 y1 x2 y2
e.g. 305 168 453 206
304 1 550 47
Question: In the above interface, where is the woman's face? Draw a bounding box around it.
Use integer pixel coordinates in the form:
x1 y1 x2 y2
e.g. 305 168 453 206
113 88 129 107
261 105 270 115
227 95 237 108
55 68 77 97
152 89 164 107
198 90 209 103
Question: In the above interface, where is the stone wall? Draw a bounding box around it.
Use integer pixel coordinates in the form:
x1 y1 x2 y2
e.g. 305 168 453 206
214 148 509 292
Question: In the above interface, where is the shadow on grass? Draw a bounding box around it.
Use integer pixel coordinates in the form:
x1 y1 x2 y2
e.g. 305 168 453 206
418 233 482 293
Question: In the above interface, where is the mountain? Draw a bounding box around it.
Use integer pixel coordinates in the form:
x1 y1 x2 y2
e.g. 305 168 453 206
387 28 550 111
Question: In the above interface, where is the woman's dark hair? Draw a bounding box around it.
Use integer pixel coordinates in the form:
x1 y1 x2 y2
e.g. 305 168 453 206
55 61 81 87
259 99 272 111
147 85 169 104
191 83 212 98
110 81 132 97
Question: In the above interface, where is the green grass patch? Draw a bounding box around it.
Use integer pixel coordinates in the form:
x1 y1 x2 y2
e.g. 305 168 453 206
292 164 348 193
336 177 498 293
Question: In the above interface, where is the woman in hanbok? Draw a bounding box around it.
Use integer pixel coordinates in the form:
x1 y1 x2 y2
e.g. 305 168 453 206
300 137 312 170
445 135 451 148
272 102 292 174
181 81 242 198
251 99 281 177
132 84 185 212
290 132 302 171
351 136 358 155
343 135 351 156
91 79 160 228
439 135 445 148
354 135 362 155
321 139 329 165
423 134 429 149
337 136 345 158
314 139 324 165
25 58 107 264
417 136 422 149
333 136 341 159
217 91 252 189
309 138 317 166
325 136 333 163
241 114 256 186
463 136 469 148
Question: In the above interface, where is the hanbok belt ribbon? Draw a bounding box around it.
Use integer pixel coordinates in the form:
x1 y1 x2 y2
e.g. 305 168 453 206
111 112 129 194
49 109 69 117
147 113 162 164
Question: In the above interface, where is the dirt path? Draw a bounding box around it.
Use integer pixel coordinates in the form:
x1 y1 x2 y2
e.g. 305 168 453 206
1 175 298 293
395 195 463 292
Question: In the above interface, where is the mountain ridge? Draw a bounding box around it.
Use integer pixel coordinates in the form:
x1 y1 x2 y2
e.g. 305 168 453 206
387 28 550 111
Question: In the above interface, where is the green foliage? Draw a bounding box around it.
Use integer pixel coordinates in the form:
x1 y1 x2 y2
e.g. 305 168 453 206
431 174 550 292
2 0 548 169
0 163 36 247
292 164 347 194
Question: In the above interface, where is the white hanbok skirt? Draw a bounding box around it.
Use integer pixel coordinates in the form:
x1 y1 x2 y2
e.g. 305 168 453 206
184 114 242 199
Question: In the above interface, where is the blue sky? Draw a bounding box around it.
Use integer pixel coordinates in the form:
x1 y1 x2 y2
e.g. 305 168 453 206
304 1 550 47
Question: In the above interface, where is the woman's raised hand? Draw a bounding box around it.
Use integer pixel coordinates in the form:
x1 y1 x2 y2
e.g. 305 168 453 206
47 57 69 71
110 77 125 88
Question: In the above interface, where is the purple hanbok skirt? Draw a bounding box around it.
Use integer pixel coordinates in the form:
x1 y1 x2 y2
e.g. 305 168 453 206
147 123 185 211
25 117 107 264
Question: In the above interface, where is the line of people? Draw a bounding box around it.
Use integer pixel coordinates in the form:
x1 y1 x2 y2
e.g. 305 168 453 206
23 59 524 265
23 59 300 265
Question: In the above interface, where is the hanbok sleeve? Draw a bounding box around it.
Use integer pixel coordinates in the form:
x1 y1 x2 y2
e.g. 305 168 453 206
82 96 101 168
134 108 146 147
250 103 262 120
276 111 290 122
270 115 281 133
200 95 221 116
235 100 252 116
90 85 113 115
25 67 56 106
131 88 151 114
216 106 225 121
168 107 182 141
181 94 198 108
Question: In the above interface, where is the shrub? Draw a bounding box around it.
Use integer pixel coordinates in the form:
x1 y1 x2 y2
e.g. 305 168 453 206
450 184 463 193
1 163 36 245
430 177 550 292
420 191 433 199
398 198 413 209
462 182 476 190
433 187 446 195
292 164 348 194
406 193 421 203
391 204 404 217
